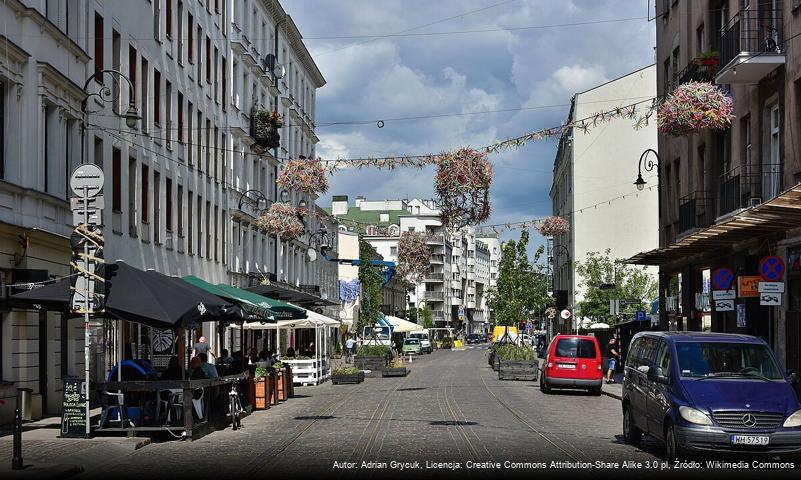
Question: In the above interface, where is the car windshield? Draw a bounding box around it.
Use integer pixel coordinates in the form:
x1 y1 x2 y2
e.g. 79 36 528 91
404 339 419 345
676 342 784 379
555 338 597 358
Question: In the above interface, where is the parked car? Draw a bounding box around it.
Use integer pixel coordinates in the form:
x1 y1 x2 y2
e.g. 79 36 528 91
466 333 483 344
402 338 423 355
409 330 432 354
539 335 603 396
621 331 801 460
520 334 534 347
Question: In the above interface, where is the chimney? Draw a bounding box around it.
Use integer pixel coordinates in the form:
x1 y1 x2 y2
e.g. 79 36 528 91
332 195 349 216
355 196 366 208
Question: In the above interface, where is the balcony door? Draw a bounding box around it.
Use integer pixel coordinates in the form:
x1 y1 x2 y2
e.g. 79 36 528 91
763 103 782 201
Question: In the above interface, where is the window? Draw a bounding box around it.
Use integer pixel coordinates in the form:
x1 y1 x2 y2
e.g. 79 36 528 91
112 30 121 112
196 110 202 170
165 80 172 146
154 171 161 243
188 190 194 254
206 36 211 83
94 13 104 77
177 1 184 63
221 208 227 264
153 0 161 41
129 46 137 101
655 342 671 377
197 195 203 256
187 101 193 163
141 57 149 131
743 115 752 177
221 57 227 111
141 164 149 224
112 147 122 212
165 179 173 234
205 119 211 174
0 81 4 179
187 12 194 63
165 0 173 39
214 126 219 180
177 91 184 143
197 25 202 83
671 47 679 90
390 246 398 256
214 46 219 102
128 158 137 236
214 205 219 261
153 68 161 126
177 184 184 236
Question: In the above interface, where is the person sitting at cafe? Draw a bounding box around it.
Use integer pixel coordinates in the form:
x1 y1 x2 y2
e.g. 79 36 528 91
248 347 259 365
161 355 183 380
187 355 207 380
198 353 219 379
285 346 296 358
218 349 234 365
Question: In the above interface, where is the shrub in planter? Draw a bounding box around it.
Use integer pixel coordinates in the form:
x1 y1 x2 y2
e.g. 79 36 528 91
382 358 408 377
657 81 733 137
440 337 454 350
332 366 365 384
495 344 538 381
355 345 390 376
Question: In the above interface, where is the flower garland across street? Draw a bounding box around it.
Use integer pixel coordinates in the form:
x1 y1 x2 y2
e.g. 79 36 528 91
255 202 304 241
434 148 493 230
396 232 431 283
657 81 733 136
277 157 329 195
537 216 570 237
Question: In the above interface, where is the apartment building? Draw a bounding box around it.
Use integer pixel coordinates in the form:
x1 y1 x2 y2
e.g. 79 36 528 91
630 0 801 372
550 65 659 329
0 0 333 424
328 196 496 333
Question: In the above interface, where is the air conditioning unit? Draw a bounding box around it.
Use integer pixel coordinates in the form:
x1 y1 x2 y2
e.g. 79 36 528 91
748 197 762 208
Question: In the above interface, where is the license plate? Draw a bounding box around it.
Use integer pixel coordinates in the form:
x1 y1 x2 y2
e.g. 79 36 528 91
557 363 576 369
730 435 769 446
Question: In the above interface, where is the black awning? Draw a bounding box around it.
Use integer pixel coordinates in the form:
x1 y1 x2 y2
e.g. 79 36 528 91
11 262 243 329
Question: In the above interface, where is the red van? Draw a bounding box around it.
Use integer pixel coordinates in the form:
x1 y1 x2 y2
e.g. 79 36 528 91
539 335 603 395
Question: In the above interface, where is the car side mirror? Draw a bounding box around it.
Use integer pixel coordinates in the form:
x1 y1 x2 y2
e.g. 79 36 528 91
647 365 670 385
788 370 800 385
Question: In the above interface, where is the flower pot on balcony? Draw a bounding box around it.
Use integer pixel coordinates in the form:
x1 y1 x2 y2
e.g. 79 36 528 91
698 58 719 66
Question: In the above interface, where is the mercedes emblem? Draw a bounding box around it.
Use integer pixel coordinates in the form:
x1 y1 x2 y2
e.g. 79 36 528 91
742 413 757 428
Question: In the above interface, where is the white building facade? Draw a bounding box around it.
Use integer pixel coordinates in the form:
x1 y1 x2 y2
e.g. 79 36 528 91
550 65 659 327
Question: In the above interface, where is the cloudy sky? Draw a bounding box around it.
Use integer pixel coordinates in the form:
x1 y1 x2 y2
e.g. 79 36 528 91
286 0 656 248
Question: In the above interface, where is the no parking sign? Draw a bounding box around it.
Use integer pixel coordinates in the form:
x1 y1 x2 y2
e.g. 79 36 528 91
711 267 735 290
759 256 785 282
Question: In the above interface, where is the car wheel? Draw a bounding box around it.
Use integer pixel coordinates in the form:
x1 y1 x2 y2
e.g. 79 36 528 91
665 423 683 461
539 373 551 394
589 387 602 396
622 406 642 445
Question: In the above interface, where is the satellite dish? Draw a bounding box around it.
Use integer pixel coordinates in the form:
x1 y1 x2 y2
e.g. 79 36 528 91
339 310 347 319
306 247 318 262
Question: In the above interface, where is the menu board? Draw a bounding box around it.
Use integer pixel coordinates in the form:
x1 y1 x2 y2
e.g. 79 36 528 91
60 376 88 438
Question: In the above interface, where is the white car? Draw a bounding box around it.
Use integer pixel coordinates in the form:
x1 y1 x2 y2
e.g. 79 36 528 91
409 331 433 354
520 334 534 347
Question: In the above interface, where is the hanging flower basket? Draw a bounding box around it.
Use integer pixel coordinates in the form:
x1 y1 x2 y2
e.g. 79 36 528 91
252 109 283 149
434 148 493 230
538 216 570 237
277 158 329 195
657 82 733 137
396 232 430 283
255 202 304 241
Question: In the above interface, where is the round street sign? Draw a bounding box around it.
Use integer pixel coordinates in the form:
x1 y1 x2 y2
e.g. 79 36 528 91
70 164 104 198
711 267 735 290
759 256 785 282
560 309 572 320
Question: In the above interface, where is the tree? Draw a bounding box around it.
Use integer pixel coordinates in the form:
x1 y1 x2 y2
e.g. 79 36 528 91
487 231 553 328
357 239 384 336
420 304 434 329
574 248 657 324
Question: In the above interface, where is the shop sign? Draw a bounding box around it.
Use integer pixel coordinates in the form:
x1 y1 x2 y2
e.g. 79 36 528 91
758 282 785 293
738 276 761 298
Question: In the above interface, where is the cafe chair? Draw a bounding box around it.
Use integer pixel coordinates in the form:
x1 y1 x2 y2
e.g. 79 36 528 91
98 390 134 429
158 389 184 426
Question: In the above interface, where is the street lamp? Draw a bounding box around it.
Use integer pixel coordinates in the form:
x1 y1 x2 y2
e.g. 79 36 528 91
81 69 139 165
634 148 659 191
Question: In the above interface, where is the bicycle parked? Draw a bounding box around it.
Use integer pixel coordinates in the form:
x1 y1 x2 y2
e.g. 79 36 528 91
228 380 243 430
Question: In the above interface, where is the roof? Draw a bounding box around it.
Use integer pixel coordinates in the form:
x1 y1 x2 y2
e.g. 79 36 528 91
628 184 801 266
635 331 766 343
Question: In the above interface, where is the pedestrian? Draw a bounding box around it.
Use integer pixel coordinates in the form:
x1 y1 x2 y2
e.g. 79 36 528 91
605 337 621 384
192 336 210 358
345 336 356 362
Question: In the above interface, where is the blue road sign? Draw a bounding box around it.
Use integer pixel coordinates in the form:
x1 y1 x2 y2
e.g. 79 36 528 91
636 310 647 321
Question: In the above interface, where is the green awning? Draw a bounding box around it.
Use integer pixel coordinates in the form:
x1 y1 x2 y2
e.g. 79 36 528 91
214 283 307 320
182 276 274 321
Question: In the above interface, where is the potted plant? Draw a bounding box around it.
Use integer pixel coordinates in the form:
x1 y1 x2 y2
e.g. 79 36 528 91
354 345 390 377
382 357 408 377
251 108 282 150
255 203 304 241
277 158 329 196
495 344 538 381
695 50 719 67
253 367 270 410
332 366 365 384
440 336 454 350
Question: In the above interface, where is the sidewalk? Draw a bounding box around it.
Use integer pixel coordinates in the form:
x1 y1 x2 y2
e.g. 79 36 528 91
0 413 150 478
601 372 624 400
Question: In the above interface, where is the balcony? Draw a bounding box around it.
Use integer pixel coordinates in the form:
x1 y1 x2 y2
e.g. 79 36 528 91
425 272 444 281
677 59 718 86
424 291 444 300
678 192 715 236
716 10 785 84
430 254 445 264
718 164 783 217
231 25 248 55
432 310 446 321
426 234 445 244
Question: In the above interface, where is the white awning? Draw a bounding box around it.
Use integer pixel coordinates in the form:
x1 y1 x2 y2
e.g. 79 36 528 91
385 315 422 333
241 304 339 330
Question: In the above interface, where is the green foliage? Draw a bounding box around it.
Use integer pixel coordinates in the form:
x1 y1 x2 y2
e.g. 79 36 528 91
357 239 384 335
406 307 419 324
356 345 390 357
440 336 454 346
335 341 342 355
420 304 434 329
575 248 657 324
273 361 284 370
487 231 553 327
333 366 362 375
254 367 267 380
495 344 535 361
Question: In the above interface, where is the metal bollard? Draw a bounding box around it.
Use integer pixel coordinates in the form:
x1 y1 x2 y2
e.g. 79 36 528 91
12 408 23 470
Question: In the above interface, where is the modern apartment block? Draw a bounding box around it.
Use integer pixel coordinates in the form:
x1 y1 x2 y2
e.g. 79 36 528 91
630 0 801 372
327 196 496 333
0 0 335 423
550 65 659 329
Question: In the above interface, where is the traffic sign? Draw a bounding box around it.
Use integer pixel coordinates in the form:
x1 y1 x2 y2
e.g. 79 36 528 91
560 309 572 320
69 164 104 198
738 276 761 298
712 290 735 300
714 299 735 312
760 293 781 307
635 310 646 321
759 256 785 282
711 267 735 290
758 282 785 293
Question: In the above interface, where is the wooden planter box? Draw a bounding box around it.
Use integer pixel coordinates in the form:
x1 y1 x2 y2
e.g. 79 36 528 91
498 359 538 381
276 371 286 401
284 366 294 397
332 372 364 384
254 376 271 410
381 367 408 377
355 356 386 377
269 373 279 406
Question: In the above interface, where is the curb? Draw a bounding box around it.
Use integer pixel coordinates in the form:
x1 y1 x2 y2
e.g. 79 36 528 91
601 389 622 401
